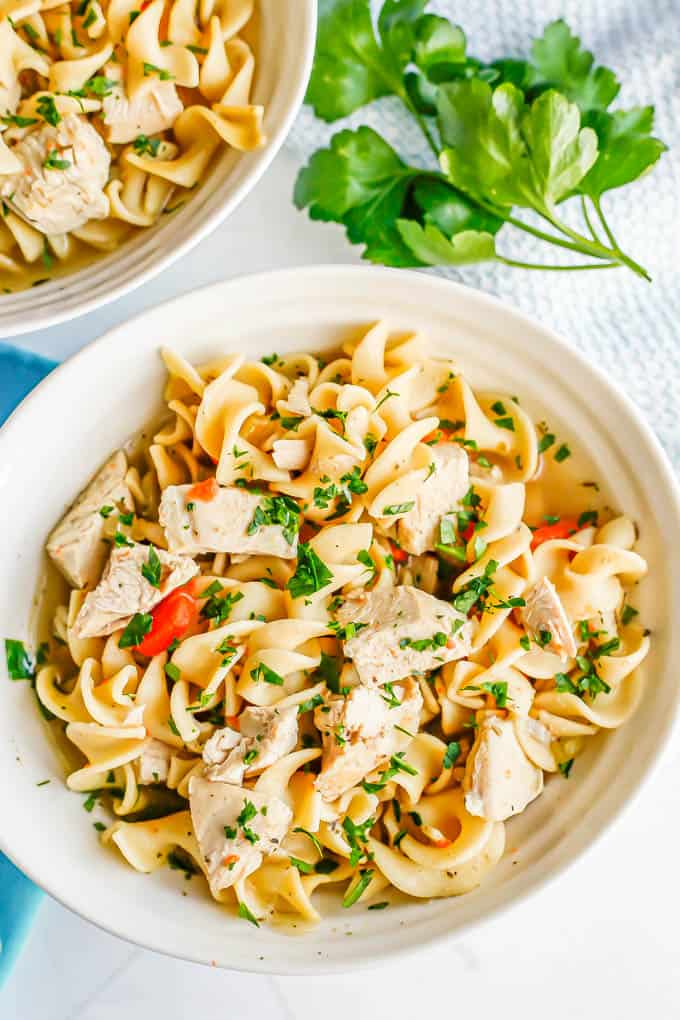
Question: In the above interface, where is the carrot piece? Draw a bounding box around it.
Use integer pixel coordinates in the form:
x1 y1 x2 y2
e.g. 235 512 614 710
461 521 476 543
530 516 580 551
137 590 198 656
388 540 408 564
187 477 219 502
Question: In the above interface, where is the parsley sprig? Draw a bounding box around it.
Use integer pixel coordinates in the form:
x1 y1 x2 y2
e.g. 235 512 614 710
295 3 665 279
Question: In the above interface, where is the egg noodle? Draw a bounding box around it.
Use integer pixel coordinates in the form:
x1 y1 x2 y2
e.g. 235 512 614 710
0 0 262 291
35 322 650 928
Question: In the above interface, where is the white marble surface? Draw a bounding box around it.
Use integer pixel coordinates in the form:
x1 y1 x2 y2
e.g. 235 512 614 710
3 150 680 1019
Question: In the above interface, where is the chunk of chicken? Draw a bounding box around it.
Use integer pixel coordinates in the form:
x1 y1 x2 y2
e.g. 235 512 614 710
272 438 311 472
188 777 291 895
278 378 311 418
203 705 298 784
159 484 298 559
0 115 110 235
463 715 543 822
136 738 175 784
47 451 133 590
101 64 183 144
397 443 469 555
337 585 473 685
519 576 576 660
73 542 198 638
314 679 422 801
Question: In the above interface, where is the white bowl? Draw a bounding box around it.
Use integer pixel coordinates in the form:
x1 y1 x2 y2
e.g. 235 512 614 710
1 266 679 974
0 1 316 338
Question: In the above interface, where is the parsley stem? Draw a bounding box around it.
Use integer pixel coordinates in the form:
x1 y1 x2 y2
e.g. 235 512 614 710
535 204 651 281
497 257 619 272
580 195 603 245
401 96 440 159
591 195 618 249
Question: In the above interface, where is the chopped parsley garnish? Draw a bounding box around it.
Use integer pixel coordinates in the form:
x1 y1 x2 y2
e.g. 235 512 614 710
141 546 161 587
491 400 506 415
142 62 174 80
237 902 260 927
362 752 417 793
5 639 33 680
201 589 243 626
187 43 208 54
248 494 301 546
250 662 284 686
381 682 401 708
113 530 134 547
260 352 279 366
558 758 574 778
43 151 71 171
382 501 414 516
342 815 374 867
452 558 498 615
578 510 598 528
367 901 388 910
494 417 515 431
481 681 508 707
538 432 556 453
99 504 114 518
289 855 314 874
555 443 571 462
316 651 342 694
287 543 334 598
519 634 531 651
165 662 181 683
133 134 161 157
84 75 117 96
313 406 348 429
1 113 38 127
93 821 106 831
357 549 376 577
293 827 323 855
621 604 639 626
118 612 153 649
167 715 180 736
297 693 324 714
243 748 259 765
398 631 448 652
374 388 397 411
341 466 368 494
224 824 237 839
363 433 378 456
442 741 461 770
82 792 98 812
342 869 374 908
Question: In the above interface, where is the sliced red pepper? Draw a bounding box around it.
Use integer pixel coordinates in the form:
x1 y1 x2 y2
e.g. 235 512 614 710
187 476 218 502
389 540 408 564
137 590 199 656
530 516 580 551
461 521 476 543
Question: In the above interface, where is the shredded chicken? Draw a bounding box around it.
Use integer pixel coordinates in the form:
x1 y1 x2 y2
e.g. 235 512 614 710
0 115 110 234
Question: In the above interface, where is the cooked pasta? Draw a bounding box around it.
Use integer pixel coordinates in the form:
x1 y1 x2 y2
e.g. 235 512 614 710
30 322 650 928
0 0 263 291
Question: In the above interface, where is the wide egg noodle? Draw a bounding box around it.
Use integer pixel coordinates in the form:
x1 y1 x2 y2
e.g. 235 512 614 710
33 321 651 928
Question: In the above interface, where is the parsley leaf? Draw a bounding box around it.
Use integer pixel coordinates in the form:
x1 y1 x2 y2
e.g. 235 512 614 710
118 613 153 649
141 546 162 587
247 494 301 546
287 543 334 599
5 639 34 680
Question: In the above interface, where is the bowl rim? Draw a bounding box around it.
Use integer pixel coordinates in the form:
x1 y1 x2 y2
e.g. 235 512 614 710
0 0 318 339
2 264 680 974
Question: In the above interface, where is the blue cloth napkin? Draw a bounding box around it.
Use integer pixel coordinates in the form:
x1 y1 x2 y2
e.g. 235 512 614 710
0 344 56 988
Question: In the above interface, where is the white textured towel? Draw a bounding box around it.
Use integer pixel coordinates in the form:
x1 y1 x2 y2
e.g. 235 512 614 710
286 0 680 467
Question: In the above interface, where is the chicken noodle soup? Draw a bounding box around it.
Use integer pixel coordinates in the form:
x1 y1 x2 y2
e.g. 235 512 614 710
27 323 650 927
0 0 262 292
